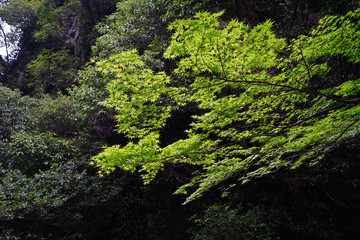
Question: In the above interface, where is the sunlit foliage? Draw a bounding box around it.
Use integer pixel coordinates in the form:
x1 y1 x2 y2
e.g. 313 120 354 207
93 9 360 203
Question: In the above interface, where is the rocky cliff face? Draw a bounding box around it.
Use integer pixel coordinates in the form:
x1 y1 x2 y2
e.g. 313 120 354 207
1 0 117 92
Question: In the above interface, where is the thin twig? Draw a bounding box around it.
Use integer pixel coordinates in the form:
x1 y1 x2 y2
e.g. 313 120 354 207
323 188 350 209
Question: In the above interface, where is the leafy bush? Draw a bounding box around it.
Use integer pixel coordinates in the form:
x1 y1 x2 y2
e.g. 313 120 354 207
0 162 86 220
26 49 80 94
5 132 80 175
92 0 209 60
33 0 82 42
189 204 278 240
0 86 38 141
35 94 88 137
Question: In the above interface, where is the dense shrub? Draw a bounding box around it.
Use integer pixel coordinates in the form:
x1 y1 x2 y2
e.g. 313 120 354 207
5 132 80 175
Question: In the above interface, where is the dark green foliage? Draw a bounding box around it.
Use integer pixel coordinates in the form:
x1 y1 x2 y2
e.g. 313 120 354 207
92 0 209 60
0 161 86 221
5 132 80 175
189 204 278 240
1 0 360 239
35 94 88 137
26 49 80 94
0 0 38 32
69 63 115 119
33 0 82 43
92 0 162 58
0 86 37 140
0 0 81 44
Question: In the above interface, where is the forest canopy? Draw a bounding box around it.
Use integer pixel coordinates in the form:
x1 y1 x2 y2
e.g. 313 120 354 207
92 9 360 203
1 0 360 239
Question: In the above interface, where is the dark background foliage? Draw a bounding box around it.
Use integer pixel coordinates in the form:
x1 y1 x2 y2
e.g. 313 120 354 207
0 0 359 239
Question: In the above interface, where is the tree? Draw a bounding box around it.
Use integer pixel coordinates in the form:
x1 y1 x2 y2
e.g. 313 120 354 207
26 48 80 94
0 86 37 141
92 0 209 60
92 9 360 203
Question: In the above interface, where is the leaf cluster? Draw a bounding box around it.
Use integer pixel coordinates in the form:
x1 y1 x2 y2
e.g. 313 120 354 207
26 48 80 94
93 9 360 203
